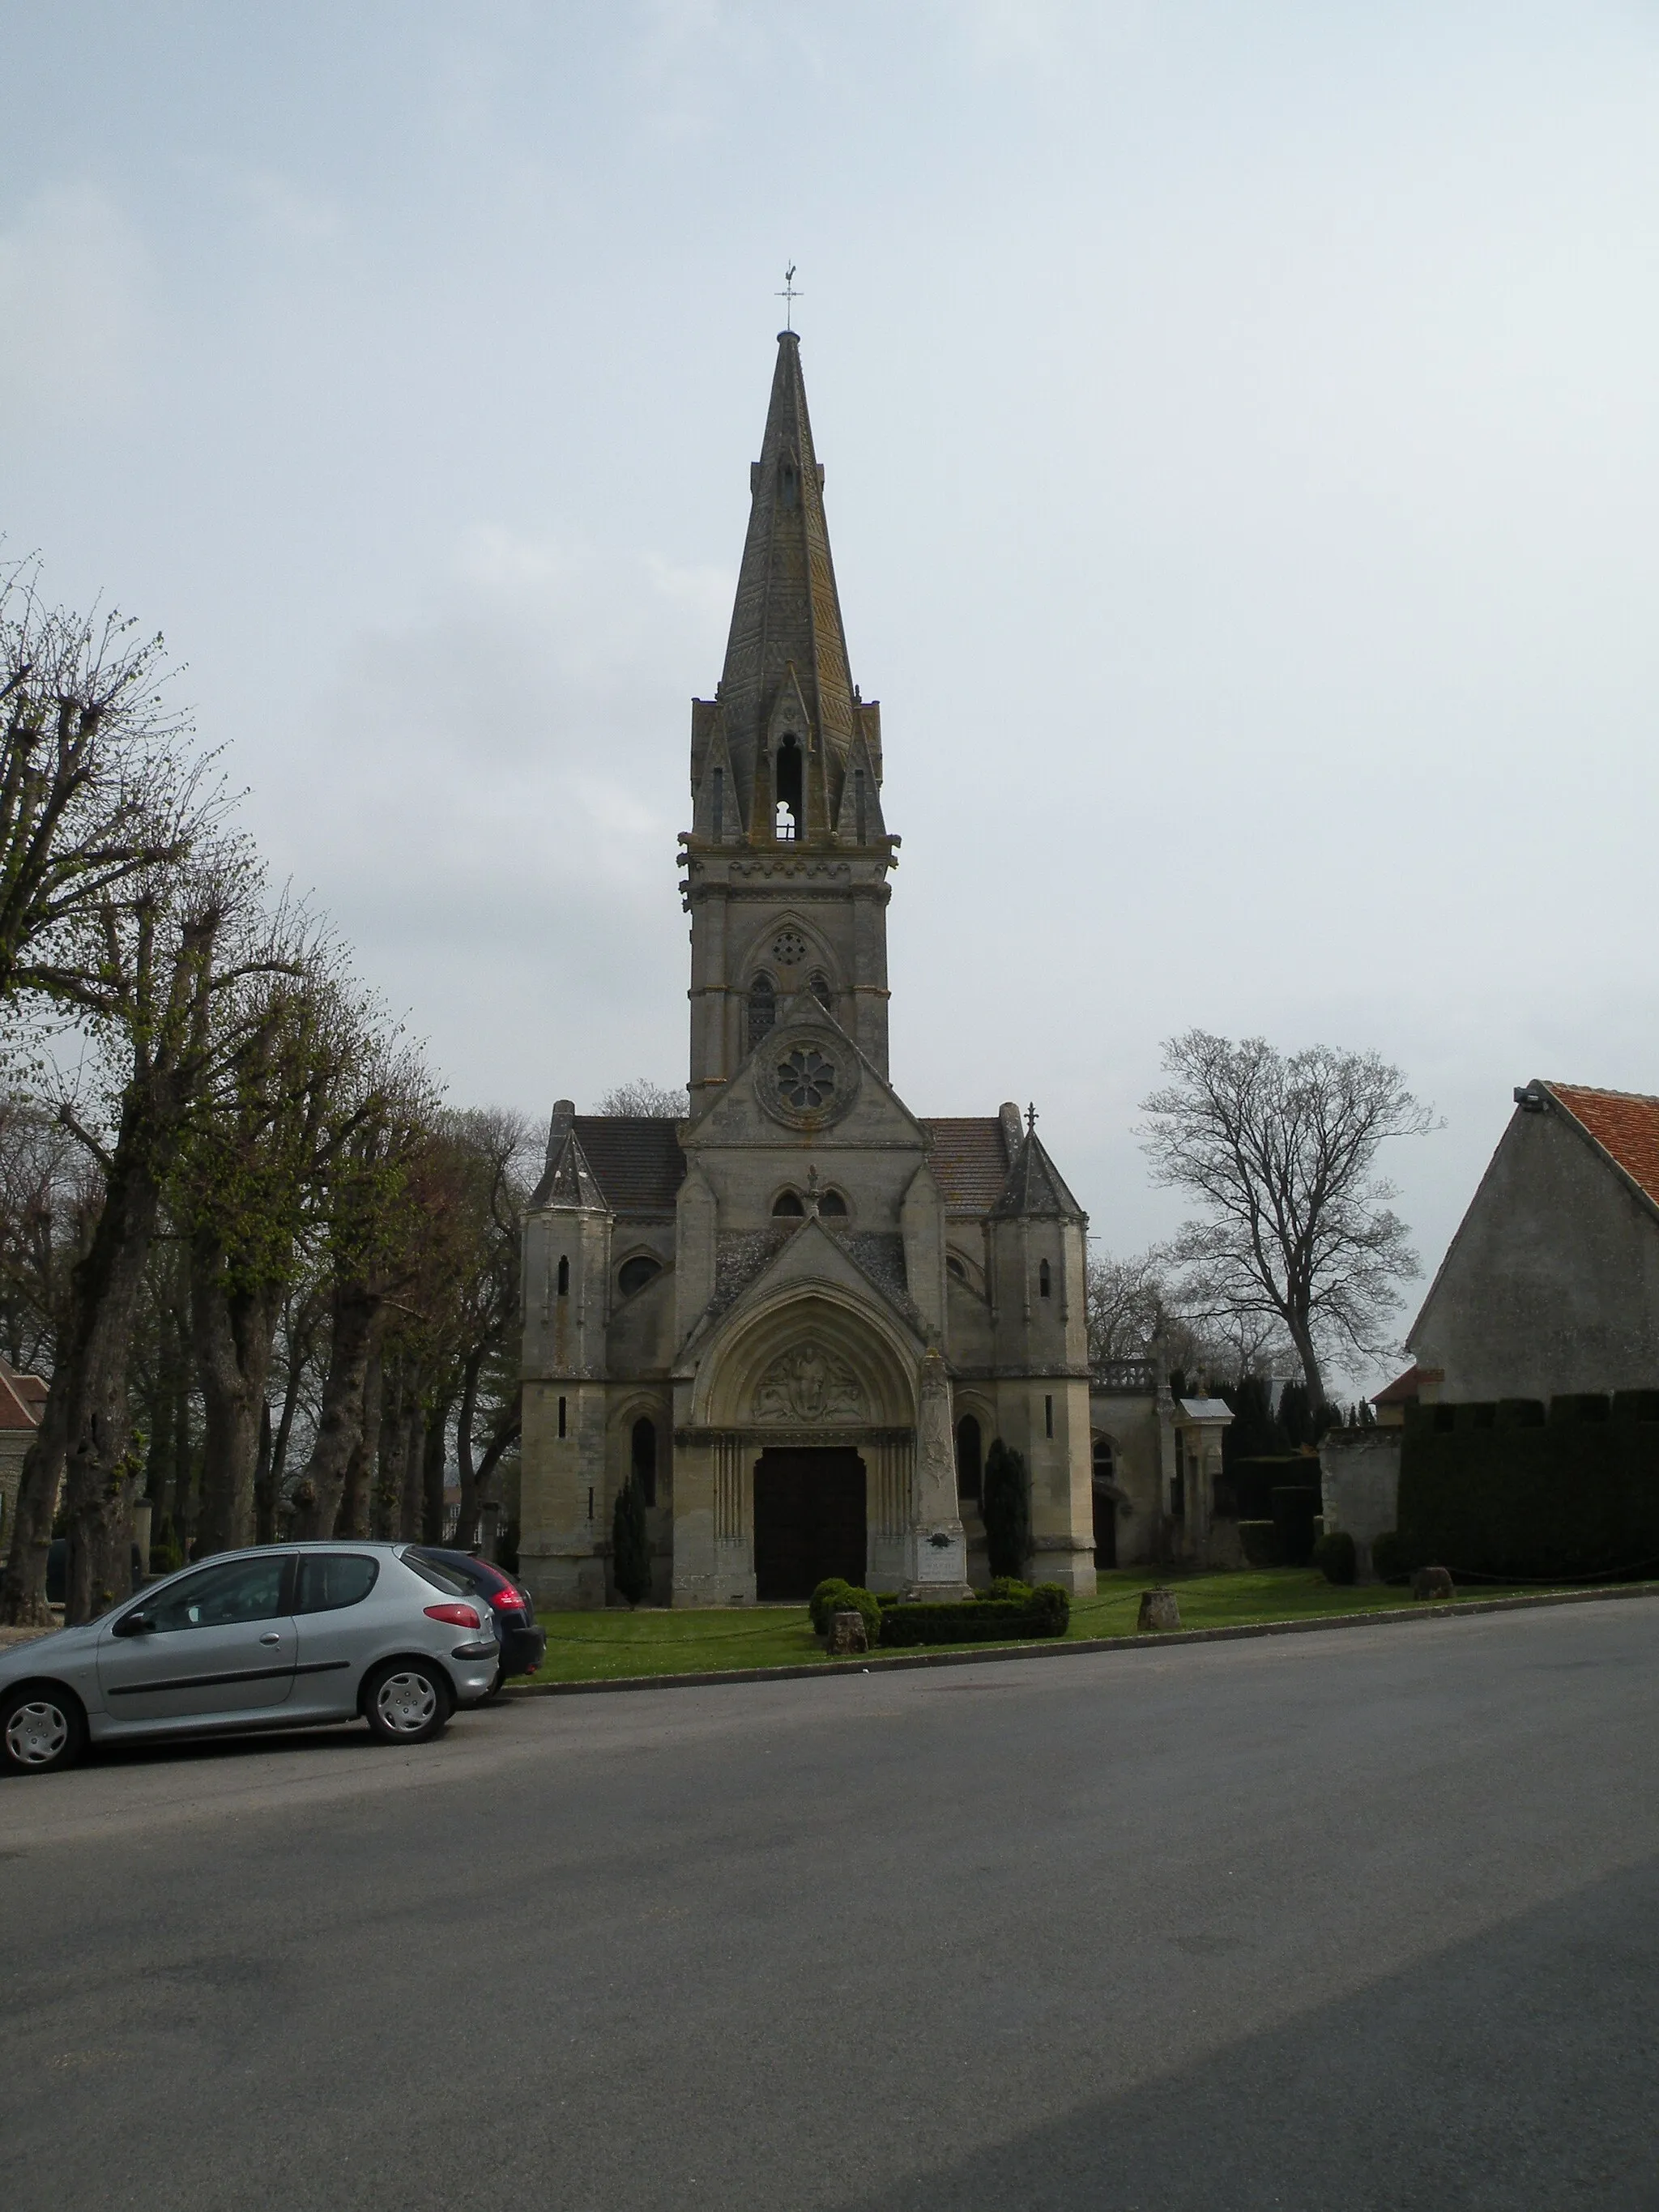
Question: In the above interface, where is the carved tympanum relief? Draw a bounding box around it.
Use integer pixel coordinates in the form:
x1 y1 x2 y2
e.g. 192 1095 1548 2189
751 1341 865 1424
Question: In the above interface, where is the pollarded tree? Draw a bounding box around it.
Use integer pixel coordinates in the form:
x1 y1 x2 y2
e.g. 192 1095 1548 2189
1139 1032 1438 1409
0 841 310 1623
0 564 200 1009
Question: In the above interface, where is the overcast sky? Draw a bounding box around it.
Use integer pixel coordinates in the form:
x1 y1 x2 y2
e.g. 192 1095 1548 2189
5 2 1657 1380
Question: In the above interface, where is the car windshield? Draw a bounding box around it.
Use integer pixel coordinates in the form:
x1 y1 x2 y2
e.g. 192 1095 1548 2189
399 1549 476 1597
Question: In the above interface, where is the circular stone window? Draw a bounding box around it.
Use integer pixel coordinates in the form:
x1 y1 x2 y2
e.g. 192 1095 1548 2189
771 928 808 967
777 1046 834 1110
755 1028 859 1130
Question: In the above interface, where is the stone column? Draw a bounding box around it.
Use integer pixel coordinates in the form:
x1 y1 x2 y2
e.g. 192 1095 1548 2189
905 1352 971 1599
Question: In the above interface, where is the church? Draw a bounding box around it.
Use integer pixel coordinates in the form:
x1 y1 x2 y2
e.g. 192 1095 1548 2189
518 330 1099 1609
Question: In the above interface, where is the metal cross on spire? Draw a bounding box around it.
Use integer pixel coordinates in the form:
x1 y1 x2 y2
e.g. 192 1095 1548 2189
1026 1102 1038 1135
776 262 802 330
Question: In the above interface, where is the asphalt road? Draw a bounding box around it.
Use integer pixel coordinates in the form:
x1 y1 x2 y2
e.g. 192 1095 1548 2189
2 1601 1657 2212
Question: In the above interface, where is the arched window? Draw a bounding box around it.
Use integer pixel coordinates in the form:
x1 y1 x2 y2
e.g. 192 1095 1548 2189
1038 1259 1051 1298
747 972 776 1050
771 1190 805 1217
774 736 802 842
955 1415 983 1502
946 1253 968 1283
631 1416 658 1509
808 970 834 1012
855 769 867 845
817 1188 848 1217
712 765 724 841
1092 1436 1118 1568
557 1255 569 1298
618 1255 661 1298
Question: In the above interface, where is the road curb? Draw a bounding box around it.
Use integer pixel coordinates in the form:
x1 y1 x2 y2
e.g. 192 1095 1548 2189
504 1578 1659 1698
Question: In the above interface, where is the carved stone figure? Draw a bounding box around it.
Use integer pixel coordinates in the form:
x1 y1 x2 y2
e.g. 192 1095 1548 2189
752 1341 865 1424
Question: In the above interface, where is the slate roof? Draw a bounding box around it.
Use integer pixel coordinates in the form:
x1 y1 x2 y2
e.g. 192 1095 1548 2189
0 1365 43 1430
991 1127 1087 1222
1547 1084 1659 1213
571 1118 686 1214
921 1119 1014 1213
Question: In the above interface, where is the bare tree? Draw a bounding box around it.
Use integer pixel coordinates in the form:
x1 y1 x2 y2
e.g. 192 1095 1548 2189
0 564 200 1008
1139 1031 1437 1405
594 1077 685 1118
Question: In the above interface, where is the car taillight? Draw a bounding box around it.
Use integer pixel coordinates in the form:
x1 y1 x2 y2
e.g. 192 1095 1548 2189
424 1603 482 1630
494 1585 528 1612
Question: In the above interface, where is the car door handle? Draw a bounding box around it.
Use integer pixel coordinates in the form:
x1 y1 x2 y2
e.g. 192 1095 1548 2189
258 1632 282 1646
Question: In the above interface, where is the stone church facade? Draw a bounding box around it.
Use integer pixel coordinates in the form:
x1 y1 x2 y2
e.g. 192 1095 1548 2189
518 332 1098 1609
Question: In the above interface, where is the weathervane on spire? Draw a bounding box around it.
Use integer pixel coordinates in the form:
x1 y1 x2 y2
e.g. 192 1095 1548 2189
777 262 802 331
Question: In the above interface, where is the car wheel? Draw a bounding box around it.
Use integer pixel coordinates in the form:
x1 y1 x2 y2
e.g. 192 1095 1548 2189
2 1686 87 1776
362 1661 451 1745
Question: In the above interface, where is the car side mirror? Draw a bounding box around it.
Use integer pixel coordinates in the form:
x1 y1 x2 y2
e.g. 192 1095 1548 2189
113 1609 156 1639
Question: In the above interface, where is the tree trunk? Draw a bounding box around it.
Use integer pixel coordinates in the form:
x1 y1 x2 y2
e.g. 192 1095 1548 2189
0 1387 69 1625
289 1285 377 1540
260 1329 305 1543
190 1230 283 1559
451 1343 486 1551
373 1353 404 1540
420 1396 450 1545
335 1334 382 1538
1286 1311 1328 1409
57 1140 164 1624
398 1404 423 1542
253 1396 274 1545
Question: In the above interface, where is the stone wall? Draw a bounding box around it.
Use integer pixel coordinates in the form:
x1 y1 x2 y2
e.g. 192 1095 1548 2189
1318 1428 1402 1580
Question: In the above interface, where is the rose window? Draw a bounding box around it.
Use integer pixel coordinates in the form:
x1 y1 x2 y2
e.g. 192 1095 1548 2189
772 929 808 967
777 1047 835 1111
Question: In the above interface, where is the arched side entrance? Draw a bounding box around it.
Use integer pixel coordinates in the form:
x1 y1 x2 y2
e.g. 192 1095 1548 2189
1092 1434 1119 1569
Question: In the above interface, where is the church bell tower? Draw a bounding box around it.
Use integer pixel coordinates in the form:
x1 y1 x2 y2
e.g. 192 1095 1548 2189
680 330 897 1109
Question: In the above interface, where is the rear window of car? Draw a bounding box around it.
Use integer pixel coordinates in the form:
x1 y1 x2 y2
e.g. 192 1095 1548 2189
296 1554 379 1613
400 1549 476 1598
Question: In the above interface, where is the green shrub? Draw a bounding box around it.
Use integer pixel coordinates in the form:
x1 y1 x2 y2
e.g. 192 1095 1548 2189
879 1596 1066 1647
985 1575 1034 1603
1270 1485 1320 1569
1313 1529 1357 1585
824 1585 881 1643
809 1577 855 1634
1370 1530 1415 1583
876 1589 904 1608
1029 1582 1070 1633
1239 1519 1282 1567
982 1439 1030 1581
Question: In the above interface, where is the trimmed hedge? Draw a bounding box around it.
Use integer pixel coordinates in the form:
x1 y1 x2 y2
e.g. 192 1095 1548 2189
879 1582 1070 1647
809 1578 854 1634
1271 1485 1320 1569
1313 1529 1357 1585
1238 1519 1282 1568
1397 1393 1659 1580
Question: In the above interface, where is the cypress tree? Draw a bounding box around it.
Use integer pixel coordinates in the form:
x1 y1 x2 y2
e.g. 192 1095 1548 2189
980 1438 1030 1583
612 1477 651 1607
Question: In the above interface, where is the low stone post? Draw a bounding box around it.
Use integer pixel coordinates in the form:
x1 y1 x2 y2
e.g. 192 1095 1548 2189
828 1609 869 1656
1137 1587 1181 1633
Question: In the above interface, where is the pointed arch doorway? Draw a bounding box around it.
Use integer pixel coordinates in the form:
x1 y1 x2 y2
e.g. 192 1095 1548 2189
753 1448 867 1600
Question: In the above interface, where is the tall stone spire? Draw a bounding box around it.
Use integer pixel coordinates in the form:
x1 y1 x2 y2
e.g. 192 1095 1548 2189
689 330 884 846
682 331 895 1106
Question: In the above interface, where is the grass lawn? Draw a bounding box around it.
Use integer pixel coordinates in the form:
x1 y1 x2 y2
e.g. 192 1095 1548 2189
525 1568 1516 1685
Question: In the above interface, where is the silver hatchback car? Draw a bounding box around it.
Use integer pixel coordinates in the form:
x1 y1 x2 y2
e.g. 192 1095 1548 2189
0 1542 501 1776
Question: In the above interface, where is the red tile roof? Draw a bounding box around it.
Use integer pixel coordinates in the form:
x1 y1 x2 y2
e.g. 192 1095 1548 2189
1548 1084 1659 1211
921 1119 1014 1213
1371 1363 1443 1407
0 1370 43 1430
